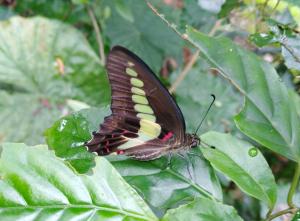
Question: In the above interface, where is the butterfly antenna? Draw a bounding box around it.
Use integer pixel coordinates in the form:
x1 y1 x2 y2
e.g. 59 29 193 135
194 94 216 135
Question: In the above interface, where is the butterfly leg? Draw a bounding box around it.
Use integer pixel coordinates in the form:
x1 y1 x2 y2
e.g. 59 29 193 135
176 152 194 181
166 152 173 169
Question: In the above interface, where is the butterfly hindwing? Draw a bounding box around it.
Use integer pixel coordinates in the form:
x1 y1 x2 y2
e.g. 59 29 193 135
86 46 186 159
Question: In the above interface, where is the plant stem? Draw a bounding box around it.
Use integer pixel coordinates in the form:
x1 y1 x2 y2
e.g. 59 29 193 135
287 162 300 208
169 50 200 93
87 5 105 66
266 207 296 221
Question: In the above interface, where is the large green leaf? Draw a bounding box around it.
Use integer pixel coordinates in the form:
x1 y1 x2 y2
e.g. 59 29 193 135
110 149 222 213
45 107 223 214
201 131 277 208
186 26 300 162
103 0 183 73
0 143 158 221
0 16 109 144
161 197 243 221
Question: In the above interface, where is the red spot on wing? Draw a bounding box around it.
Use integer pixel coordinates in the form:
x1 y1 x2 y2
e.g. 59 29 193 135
117 150 124 155
104 140 110 153
162 132 173 141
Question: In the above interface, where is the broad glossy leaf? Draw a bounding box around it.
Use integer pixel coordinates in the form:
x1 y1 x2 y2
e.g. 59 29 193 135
186 26 300 162
0 16 109 144
161 197 243 221
0 143 157 221
110 149 222 213
201 131 277 208
46 107 222 214
103 0 183 73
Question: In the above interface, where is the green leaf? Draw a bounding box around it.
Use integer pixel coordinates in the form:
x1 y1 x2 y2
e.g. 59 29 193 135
250 20 300 71
292 210 300 221
46 107 222 213
110 149 222 213
114 0 134 22
281 36 300 71
260 182 300 218
45 107 109 173
201 131 277 208
161 197 243 221
0 143 158 221
174 64 241 134
0 16 109 144
104 0 183 73
186 26 300 162
218 0 240 18
249 33 277 47
72 0 89 5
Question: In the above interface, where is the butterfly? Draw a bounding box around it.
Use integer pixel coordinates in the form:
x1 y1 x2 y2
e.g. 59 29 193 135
85 46 203 160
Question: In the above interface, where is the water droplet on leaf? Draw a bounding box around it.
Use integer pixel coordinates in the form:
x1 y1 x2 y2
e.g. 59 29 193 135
248 147 258 157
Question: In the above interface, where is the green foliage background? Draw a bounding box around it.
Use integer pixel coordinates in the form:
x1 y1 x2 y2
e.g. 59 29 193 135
1 0 300 220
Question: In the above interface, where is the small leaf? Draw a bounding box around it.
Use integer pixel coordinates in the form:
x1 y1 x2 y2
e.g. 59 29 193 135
201 131 277 208
45 107 109 173
186 26 300 162
218 0 240 18
161 197 243 221
249 32 277 47
0 143 158 221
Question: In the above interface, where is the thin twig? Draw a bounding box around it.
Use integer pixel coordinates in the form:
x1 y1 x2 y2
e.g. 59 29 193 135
87 5 105 66
169 50 200 93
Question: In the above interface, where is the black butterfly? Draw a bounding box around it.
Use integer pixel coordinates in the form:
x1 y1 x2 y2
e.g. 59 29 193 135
86 46 202 160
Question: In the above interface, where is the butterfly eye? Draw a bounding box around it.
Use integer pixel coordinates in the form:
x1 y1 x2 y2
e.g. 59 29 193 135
191 136 200 148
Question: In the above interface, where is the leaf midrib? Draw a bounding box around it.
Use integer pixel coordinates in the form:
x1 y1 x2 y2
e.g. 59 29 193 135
1 203 153 220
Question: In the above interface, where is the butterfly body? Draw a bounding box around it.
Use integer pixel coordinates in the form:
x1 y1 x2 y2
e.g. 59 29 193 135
86 46 200 160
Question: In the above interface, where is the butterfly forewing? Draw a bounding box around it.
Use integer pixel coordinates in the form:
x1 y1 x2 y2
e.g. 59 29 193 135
86 46 187 160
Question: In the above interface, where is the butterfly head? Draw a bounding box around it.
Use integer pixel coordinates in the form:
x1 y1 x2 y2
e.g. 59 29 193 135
188 134 201 148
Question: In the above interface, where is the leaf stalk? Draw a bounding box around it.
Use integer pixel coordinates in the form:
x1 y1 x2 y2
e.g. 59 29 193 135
287 162 300 208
